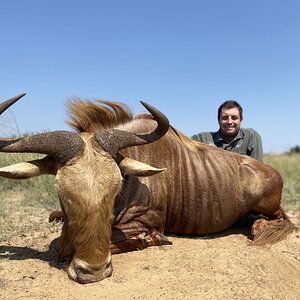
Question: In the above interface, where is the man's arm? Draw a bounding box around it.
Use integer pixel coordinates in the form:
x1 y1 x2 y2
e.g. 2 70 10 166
191 132 216 145
248 130 264 162
191 133 203 141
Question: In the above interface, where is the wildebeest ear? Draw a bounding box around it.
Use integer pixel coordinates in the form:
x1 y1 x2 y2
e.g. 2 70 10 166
0 156 57 179
119 157 167 177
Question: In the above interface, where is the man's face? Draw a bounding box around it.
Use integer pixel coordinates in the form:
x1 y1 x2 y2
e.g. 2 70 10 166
218 107 242 140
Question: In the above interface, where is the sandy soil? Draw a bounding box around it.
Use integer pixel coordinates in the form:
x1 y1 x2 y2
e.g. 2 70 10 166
0 204 300 300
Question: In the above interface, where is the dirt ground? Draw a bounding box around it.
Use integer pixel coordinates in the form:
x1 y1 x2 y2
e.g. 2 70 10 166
0 204 300 300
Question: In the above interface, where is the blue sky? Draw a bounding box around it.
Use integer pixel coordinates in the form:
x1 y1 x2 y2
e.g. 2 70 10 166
0 0 299 153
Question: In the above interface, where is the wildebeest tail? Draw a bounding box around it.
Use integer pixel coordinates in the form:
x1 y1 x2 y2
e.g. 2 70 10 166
251 207 298 246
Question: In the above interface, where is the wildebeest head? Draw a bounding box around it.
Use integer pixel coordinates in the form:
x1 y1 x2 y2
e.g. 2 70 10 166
0 94 169 283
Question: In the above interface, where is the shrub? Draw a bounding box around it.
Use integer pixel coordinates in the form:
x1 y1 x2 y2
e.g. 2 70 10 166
288 145 300 154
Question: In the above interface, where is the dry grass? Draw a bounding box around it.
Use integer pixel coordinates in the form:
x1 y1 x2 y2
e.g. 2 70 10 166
264 153 300 215
0 153 57 213
0 153 59 243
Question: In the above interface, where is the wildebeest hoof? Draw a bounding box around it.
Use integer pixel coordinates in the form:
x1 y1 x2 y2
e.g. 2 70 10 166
251 218 268 238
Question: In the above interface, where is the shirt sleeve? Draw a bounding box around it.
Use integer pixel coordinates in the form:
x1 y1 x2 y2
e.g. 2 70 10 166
191 132 215 145
191 133 203 142
248 130 264 162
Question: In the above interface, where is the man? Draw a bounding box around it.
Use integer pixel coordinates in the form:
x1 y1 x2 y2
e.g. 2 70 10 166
192 100 263 162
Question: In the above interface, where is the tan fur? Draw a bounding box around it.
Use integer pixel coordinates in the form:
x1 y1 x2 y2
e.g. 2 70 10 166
56 133 123 276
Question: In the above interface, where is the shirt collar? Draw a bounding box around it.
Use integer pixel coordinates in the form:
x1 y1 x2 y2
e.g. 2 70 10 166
213 129 243 143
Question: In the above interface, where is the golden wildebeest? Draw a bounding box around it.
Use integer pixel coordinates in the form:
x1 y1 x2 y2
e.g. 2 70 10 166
0 94 296 284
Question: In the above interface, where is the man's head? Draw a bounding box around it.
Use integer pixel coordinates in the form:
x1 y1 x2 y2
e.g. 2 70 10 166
217 100 243 142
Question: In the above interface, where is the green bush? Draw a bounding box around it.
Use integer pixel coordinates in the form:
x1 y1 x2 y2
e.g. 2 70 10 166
288 145 300 154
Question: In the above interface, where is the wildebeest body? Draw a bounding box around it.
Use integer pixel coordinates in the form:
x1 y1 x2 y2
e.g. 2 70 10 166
115 119 284 238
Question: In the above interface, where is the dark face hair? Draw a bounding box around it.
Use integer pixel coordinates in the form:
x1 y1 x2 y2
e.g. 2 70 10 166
217 100 243 121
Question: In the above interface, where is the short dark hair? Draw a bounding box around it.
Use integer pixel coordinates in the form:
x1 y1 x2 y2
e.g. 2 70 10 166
217 100 243 120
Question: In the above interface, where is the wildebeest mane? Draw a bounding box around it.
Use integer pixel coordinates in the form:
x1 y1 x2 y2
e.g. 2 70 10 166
66 98 134 133
133 112 203 153
66 98 207 154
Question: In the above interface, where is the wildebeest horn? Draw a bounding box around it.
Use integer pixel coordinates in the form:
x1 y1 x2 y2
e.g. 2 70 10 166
0 94 84 163
0 131 84 163
0 93 26 114
94 101 169 159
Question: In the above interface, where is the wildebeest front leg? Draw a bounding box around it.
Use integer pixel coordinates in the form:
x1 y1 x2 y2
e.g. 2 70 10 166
48 210 73 260
49 210 65 222
110 222 172 254
57 221 74 262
